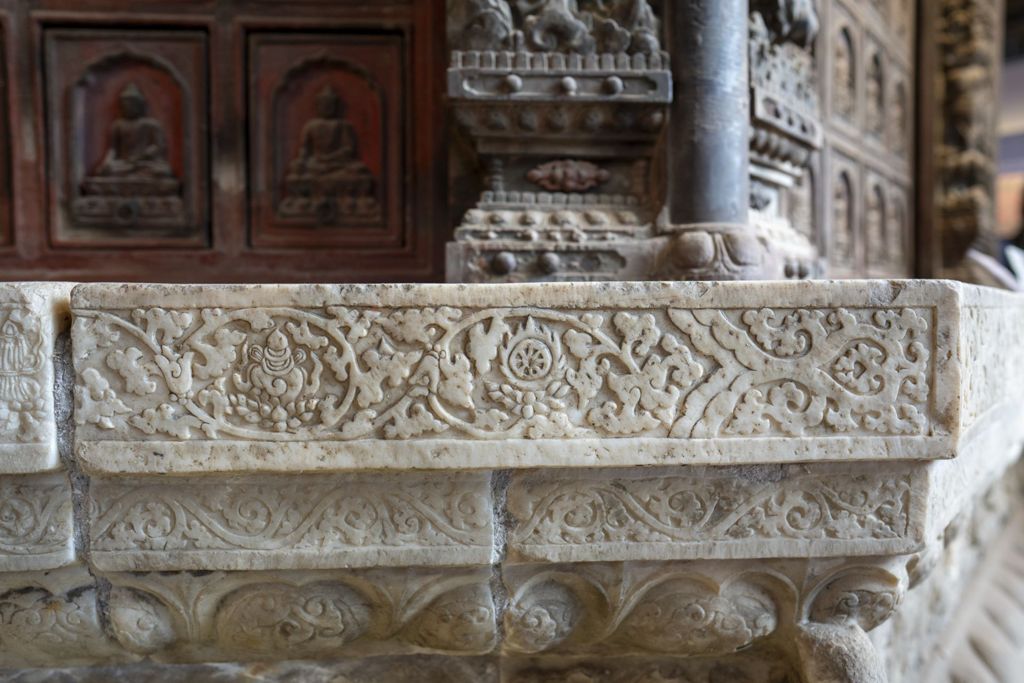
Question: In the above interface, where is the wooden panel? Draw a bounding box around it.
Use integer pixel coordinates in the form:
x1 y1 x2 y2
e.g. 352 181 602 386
0 0 445 283
248 32 404 248
0 21 9 248
44 28 208 248
821 0 915 278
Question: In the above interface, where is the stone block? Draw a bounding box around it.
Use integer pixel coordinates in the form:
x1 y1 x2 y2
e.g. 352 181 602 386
88 471 494 571
500 556 906 657
0 565 124 668
0 282 73 473
0 472 75 572
70 280 967 474
506 463 926 564
99 566 496 662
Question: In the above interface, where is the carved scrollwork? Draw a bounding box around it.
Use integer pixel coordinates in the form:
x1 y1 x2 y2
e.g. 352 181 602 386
73 301 933 443
89 473 492 570
0 569 120 667
805 564 905 632
502 566 779 656
101 568 497 660
505 578 584 653
107 586 178 654
215 581 372 653
509 468 915 558
401 582 497 653
612 576 777 655
0 475 73 563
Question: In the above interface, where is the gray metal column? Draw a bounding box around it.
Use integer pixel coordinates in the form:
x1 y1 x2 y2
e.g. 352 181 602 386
657 0 778 279
668 0 749 225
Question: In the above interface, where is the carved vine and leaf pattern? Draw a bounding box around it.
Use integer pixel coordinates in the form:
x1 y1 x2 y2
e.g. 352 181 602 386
74 305 932 441
0 478 73 557
511 471 914 548
102 571 497 657
90 476 491 554
503 561 905 656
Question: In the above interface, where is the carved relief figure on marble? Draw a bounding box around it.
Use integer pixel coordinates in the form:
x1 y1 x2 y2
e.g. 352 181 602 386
0 306 46 443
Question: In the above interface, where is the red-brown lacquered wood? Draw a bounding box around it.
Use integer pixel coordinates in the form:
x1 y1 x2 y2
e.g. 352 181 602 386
0 0 446 283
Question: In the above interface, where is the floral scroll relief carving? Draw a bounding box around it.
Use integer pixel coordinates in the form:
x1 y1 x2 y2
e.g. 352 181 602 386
215 582 372 653
103 568 497 659
668 307 931 437
502 566 778 656
0 569 121 667
89 473 492 568
0 474 74 565
509 469 915 553
73 304 932 442
0 305 48 444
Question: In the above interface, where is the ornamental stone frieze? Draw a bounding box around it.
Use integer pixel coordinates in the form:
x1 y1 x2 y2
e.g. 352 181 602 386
0 279 1022 681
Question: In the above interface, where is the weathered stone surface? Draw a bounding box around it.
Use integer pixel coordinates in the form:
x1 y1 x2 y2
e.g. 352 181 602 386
0 277 1015 680
507 463 925 563
0 283 72 473
934 512 1024 683
500 557 907 657
88 471 493 571
500 649 795 683
100 566 496 661
0 565 123 668
873 460 1024 682
70 280 967 474
0 472 75 572
0 657 498 683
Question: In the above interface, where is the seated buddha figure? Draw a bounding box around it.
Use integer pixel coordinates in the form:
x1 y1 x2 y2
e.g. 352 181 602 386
286 86 372 188
94 83 175 180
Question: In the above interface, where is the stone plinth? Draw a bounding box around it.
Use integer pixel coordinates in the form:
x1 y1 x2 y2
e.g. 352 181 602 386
0 279 1021 681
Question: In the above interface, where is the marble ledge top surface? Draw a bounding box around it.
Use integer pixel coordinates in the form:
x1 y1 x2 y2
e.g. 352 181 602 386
64 279 1024 474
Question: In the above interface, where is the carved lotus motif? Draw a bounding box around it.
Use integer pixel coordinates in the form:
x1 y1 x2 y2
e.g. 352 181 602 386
500 318 565 390
75 300 931 443
231 327 324 431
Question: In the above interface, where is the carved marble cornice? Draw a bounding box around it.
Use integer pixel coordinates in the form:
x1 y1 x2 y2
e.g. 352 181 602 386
70 280 971 474
0 279 1022 680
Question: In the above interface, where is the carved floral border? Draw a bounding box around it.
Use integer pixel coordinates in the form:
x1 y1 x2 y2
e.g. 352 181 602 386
72 304 934 444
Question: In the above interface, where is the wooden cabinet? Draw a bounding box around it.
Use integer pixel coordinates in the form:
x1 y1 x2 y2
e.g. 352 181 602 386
0 1 445 282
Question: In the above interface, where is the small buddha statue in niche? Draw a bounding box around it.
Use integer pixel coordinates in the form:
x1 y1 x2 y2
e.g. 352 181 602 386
74 82 185 229
280 85 378 225
287 86 371 182
95 83 175 179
